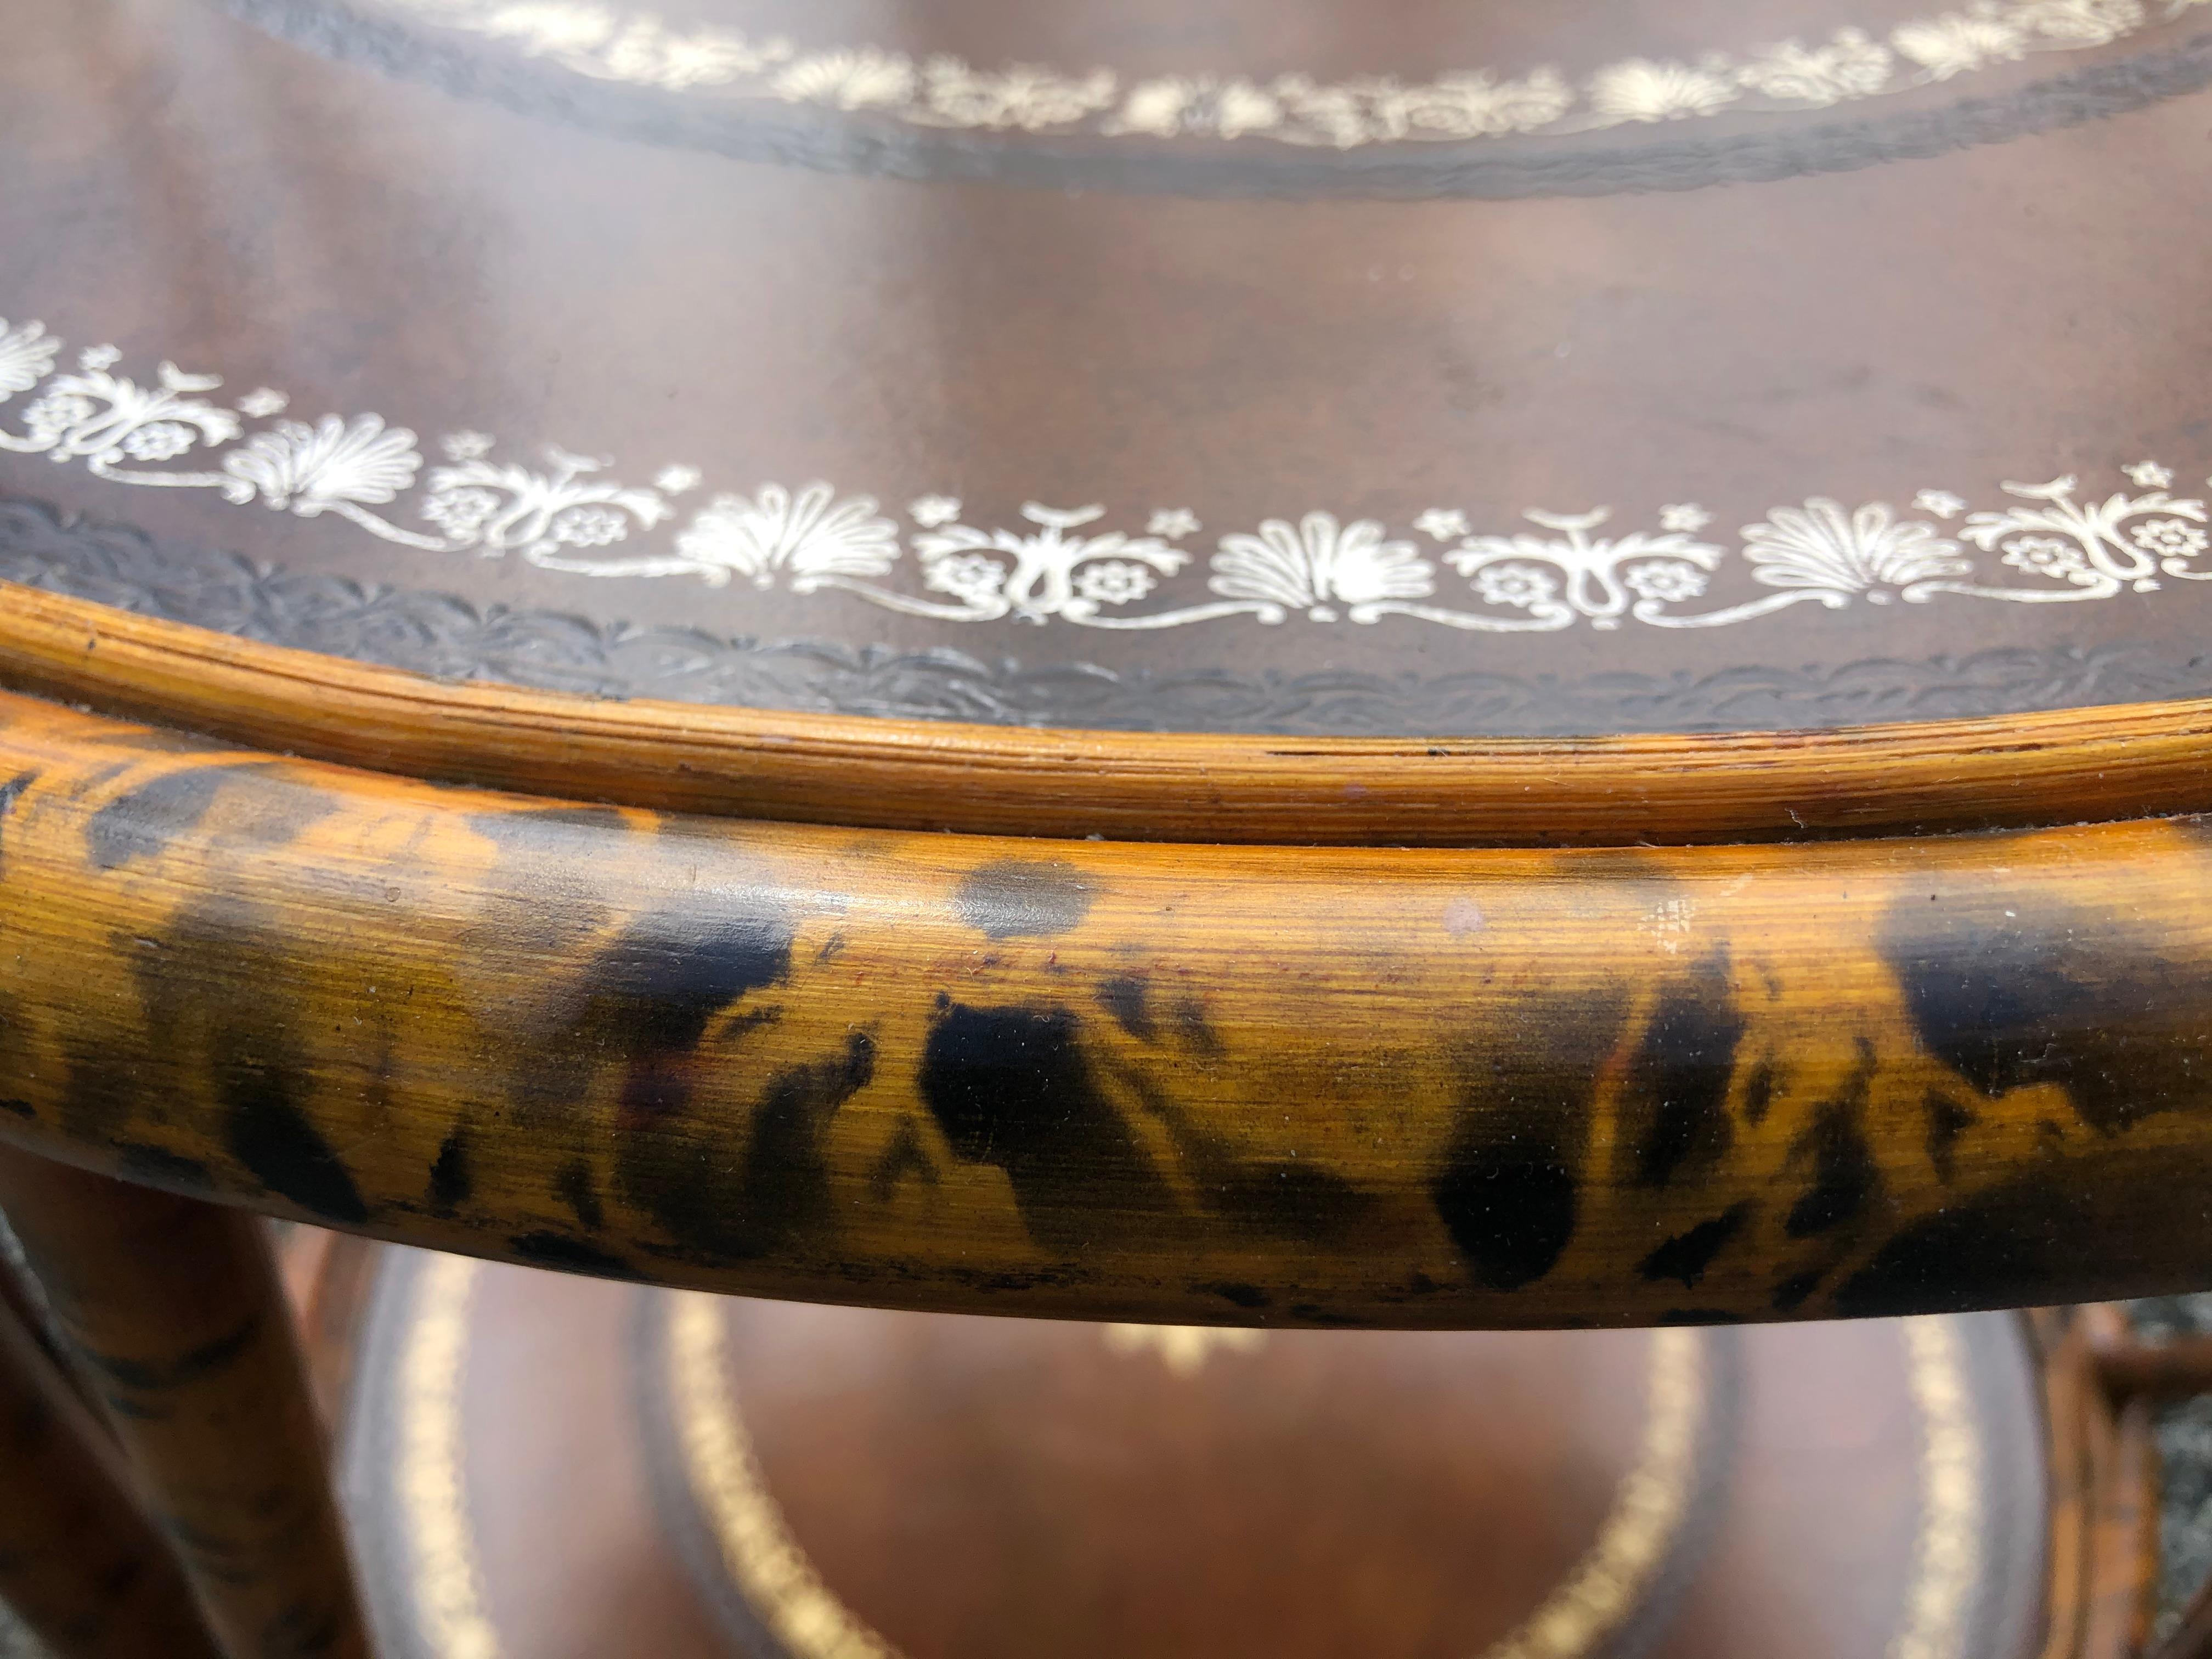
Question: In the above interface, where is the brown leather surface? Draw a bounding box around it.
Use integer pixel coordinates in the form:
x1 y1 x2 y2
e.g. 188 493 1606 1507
339 1249 2049 1658
3 1 2212 733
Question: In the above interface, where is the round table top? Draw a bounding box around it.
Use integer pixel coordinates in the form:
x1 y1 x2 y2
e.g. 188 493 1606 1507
7 0 2212 747
8 1 2212 1334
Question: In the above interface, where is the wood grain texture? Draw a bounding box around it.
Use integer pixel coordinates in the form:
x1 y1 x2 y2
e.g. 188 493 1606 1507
2083 1387 2162 1658
0 1150 369 1659
2074 1304 2212 1659
2097 1336 2212 1400
12 582 2212 845
2038 1310 2095 1659
6 687 2212 1326
0 1299 223 1659
2035 1305 2177 1659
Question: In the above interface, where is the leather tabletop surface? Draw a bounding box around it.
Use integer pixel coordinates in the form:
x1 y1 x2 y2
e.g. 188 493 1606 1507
4 0 2211 735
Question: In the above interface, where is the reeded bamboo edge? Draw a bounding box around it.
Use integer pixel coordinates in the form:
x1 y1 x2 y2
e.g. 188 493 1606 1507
8 580 2212 844
9 683 2212 1326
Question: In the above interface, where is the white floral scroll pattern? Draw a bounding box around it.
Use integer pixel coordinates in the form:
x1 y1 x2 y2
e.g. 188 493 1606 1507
0 351 241 480
1741 499 1973 601
1210 513 1434 623
0 319 58 402
1444 509 1734 631
379 0 2207 150
5 318 2212 639
221 414 425 532
555 481 903 590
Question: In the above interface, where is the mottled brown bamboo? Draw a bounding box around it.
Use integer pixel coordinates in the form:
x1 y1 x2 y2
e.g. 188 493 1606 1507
2041 1305 2178 1659
0 1149 369 1659
13 581 2212 847
2039 1312 2095 1659
2094 1335 2212 1401
2079 1390 2160 1659
8 689 2212 1327
0 1297 223 1659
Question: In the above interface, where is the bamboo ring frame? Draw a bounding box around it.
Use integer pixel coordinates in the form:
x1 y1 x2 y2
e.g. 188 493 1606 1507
6 582 2212 1327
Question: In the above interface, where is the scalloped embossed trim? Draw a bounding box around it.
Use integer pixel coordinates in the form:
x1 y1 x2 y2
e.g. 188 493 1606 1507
375 0 2209 149
4 317 2211 647
7 495 2209 735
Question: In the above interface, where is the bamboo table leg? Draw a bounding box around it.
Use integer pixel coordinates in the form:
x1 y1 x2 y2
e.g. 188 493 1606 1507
0 1149 369 1659
0 1299 223 1658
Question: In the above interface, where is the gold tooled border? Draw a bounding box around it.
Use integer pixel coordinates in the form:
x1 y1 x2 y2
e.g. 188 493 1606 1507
390 1265 1984 1659
1892 1317 1984 1659
664 1294 1707 1659
398 1255 501 1659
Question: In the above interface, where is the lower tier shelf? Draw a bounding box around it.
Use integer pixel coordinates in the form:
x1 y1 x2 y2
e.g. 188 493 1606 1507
328 1250 2050 1659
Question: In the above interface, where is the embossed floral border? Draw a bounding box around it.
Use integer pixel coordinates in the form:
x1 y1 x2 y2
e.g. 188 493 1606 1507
3 315 2209 639
371 0 2208 150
